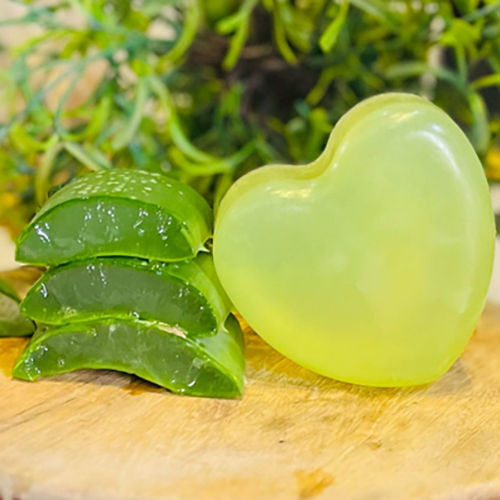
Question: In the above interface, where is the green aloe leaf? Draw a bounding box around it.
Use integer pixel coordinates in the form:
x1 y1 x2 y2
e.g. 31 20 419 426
13 315 245 399
16 169 212 266
0 277 34 338
22 255 231 338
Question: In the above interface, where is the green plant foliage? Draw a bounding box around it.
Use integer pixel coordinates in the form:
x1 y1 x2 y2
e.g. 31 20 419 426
1 0 500 232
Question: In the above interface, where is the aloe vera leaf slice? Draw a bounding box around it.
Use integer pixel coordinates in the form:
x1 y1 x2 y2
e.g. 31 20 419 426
21 256 231 337
0 278 35 337
166 254 232 331
16 169 212 266
0 277 19 302
12 315 245 398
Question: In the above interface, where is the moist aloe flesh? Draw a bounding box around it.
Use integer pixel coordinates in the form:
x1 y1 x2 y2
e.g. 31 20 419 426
16 169 212 265
0 278 34 337
21 255 231 337
13 315 245 398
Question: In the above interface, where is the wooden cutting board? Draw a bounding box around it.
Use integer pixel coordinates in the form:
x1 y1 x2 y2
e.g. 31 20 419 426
1 268 500 500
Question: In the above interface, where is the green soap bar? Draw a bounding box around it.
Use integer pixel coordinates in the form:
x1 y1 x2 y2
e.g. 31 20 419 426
22 255 231 337
214 93 494 386
13 315 245 398
16 169 212 265
0 278 34 337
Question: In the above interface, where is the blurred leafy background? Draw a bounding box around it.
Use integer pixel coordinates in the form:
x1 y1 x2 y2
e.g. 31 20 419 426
1 0 500 234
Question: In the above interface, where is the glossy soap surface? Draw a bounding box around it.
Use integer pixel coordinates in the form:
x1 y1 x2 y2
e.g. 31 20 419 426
214 93 495 387
16 169 212 265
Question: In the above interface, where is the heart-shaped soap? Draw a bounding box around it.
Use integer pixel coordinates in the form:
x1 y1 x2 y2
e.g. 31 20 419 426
214 93 495 387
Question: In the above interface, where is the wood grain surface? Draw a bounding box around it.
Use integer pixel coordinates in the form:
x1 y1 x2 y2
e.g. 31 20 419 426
1 269 500 500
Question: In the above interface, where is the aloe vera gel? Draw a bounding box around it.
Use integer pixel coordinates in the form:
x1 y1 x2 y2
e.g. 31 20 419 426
15 169 244 398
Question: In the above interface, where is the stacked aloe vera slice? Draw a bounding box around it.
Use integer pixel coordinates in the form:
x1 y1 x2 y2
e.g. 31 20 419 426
13 169 244 398
0 278 34 337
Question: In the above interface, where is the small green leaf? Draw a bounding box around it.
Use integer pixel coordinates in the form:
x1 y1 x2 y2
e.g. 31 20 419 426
273 6 297 64
217 0 259 70
472 74 500 89
319 1 349 53
468 91 490 155
35 135 61 206
0 277 34 337
9 124 46 154
63 142 110 171
349 0 397 27
111 78 149 151
162 0 202 65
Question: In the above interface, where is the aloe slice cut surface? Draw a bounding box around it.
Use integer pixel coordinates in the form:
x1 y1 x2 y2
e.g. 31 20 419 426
22 255 231 337
13 315 245 398
16 169 212 265
0 278 34 337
